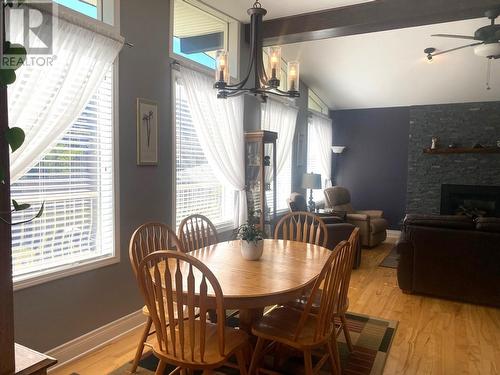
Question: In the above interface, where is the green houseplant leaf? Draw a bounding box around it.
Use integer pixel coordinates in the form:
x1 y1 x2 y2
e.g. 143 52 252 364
12 199 30 211
5 127 25 152
0 68 16 85
5 42 27 70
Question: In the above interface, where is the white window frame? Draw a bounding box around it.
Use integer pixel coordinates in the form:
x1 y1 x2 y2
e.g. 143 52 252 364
170 68 234 233
169 0 240 80
13 0 121 291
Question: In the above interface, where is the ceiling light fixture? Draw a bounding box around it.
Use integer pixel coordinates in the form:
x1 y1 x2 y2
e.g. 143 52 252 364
424 47 436 62
214 0 300 101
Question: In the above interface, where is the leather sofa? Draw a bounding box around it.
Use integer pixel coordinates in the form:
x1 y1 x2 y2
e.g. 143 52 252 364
286 193 361 268
324 187 388 247
396 214 500 307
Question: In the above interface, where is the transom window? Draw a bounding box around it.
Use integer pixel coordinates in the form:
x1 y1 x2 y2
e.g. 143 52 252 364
171 0 239 75
308 89 329 115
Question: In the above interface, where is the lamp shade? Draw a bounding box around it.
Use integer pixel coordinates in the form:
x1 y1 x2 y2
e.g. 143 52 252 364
302 173 322 190
331 146 346 154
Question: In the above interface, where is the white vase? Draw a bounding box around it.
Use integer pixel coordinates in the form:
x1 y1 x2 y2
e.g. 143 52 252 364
240 240 264 261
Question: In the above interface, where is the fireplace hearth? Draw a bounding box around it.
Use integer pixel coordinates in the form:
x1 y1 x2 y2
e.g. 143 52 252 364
441 184 500 218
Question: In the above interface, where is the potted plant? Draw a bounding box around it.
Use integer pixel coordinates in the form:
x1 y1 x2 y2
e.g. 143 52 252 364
235 209 265 261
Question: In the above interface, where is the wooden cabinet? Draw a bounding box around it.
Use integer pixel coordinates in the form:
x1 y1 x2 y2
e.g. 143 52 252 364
245 131 277 235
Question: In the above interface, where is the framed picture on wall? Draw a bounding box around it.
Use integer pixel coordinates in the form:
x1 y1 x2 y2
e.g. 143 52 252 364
137 98 158 165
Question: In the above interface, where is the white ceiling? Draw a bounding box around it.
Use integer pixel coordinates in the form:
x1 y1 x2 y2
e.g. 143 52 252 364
280 18 500 110
201 0 374 21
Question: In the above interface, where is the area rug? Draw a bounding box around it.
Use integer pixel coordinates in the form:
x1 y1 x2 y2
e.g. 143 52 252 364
379 246 399 269
107 312 398 375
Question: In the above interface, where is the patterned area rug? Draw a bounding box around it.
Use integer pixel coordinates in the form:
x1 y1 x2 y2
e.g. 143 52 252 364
108 312 397 375
379 246 399 269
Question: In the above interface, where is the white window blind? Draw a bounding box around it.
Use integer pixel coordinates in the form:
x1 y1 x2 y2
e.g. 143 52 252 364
175 78 232 228
11 70 114 280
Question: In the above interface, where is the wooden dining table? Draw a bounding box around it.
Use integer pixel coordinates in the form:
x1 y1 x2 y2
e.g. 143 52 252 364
155 239 332 334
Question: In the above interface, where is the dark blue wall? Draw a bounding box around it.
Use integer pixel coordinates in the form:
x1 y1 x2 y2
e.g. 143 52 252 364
331 107 410 229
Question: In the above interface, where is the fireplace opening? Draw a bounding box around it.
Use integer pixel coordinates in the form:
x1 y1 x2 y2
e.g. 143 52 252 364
441 184 500 218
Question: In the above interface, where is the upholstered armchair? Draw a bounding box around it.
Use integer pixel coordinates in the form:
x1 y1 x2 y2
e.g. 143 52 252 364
324 186 388 247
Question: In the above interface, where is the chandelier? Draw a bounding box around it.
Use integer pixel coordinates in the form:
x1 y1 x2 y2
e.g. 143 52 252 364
214 0 300 100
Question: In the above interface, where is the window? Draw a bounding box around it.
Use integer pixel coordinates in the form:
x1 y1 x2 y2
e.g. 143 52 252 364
174 78 233 229
11 69 115 283
308 89 329 115
171 0 239 75
54 0 115 25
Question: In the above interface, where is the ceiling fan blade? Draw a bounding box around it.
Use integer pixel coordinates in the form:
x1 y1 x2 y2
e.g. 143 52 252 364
431 34 476 40
432 42 484 57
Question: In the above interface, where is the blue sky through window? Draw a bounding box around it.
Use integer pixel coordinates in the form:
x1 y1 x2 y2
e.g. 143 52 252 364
54 0 97 19
173 37 215 69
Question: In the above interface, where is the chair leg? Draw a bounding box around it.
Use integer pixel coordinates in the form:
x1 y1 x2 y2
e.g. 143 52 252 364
303 350 314 375
328 338 342 375
131 316 153 373
155 360 167 375
249 337 266 375
340 314 354 352
236 348 249 375
326 342 339 375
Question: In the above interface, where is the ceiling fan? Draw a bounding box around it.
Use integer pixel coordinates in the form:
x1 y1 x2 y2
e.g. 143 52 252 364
424 8 500 90
425 8 500 61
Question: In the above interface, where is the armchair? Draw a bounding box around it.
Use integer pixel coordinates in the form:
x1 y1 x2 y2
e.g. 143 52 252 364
324 186 388 247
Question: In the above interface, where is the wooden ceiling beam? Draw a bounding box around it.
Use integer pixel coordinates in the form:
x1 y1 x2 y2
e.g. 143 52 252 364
245 0 500 46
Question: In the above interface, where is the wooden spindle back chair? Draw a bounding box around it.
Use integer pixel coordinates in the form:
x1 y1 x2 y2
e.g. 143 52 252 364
274 211 328 247
137 251 248 372
335 227 360 352
300 241 351 342
129 222 185 277
128 222 184 373
249 241 350 375
178 214 218 253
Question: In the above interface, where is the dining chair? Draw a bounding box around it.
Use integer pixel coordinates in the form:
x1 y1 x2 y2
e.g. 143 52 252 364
286 228 360 360
178 214 218 253
137 250 249 375
274 211 328 247
128 222 185 374
335 227 360 352
248 241 351 375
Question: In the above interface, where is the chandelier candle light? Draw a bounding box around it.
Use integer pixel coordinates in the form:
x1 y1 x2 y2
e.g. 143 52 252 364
214 0 300 101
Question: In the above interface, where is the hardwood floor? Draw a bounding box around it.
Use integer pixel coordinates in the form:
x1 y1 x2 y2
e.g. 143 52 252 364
51 238 500 375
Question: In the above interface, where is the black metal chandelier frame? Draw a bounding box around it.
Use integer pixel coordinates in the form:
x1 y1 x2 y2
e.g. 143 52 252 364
214 1 300 100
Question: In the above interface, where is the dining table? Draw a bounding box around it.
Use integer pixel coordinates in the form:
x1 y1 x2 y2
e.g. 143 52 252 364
155 239 332 334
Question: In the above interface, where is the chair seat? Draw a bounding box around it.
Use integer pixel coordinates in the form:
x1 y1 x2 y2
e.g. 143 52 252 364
142 304 199 320
286 293 349 315
251 306 333 349
153 321 248 367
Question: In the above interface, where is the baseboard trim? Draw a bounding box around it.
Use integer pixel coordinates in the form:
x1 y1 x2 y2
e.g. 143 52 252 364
387 230 401 239
46 309 145 372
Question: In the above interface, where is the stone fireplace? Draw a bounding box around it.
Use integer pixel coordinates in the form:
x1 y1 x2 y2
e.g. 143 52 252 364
441 184 500 217
406 101 500 215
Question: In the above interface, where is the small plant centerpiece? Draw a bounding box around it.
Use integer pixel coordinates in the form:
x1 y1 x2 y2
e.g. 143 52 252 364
236 209 265 261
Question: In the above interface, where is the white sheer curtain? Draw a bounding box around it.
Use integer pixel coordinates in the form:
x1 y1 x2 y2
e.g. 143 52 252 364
261 98 298 208
309 112 333 187
261 98 298 179
179 67 247 227
8 4 123 181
